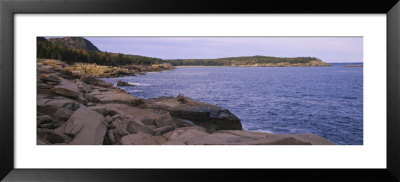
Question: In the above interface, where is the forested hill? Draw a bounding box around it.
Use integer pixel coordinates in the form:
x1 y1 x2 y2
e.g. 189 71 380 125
167 56 331 67
48 37 101 52
37 37 165 66
37 37 330 67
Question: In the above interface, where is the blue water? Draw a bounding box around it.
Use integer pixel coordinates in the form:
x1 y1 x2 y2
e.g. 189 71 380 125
103 63 363 145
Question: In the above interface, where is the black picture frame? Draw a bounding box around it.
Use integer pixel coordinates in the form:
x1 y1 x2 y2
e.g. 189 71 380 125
1 0 399 181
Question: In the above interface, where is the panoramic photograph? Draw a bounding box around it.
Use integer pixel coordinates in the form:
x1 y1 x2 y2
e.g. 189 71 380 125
36 37 363 145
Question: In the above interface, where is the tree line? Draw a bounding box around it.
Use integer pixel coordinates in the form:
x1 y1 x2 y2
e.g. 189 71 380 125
168 56 320 66
37 37 165 66
37 37 321 66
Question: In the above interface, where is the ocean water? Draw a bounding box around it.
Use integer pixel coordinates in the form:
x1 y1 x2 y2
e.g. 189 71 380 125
102 63 363 145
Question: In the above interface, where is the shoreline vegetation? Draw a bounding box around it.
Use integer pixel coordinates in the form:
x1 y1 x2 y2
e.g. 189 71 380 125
37 37 332 71
36 37 334 145
167 56 331 67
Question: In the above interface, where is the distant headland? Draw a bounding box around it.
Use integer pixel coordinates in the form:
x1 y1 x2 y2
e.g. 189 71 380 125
168 56 331 67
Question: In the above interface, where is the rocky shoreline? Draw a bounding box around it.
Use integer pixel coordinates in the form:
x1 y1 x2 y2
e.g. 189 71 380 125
37 59 334 145
38 59 175 78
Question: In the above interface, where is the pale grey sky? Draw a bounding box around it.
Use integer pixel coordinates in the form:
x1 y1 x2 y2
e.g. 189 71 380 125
85 37 363 63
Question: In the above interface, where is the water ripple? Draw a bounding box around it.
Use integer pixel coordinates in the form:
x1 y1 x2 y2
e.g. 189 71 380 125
103 64 363 145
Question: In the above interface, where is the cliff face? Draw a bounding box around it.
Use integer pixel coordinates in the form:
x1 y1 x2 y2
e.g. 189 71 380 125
37 59 334 145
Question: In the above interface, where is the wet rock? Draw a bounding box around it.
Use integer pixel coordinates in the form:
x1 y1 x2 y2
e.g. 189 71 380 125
145 97 242 132
176 94 186 103
172 108 241 132
173 118 195 128
117 80 135 86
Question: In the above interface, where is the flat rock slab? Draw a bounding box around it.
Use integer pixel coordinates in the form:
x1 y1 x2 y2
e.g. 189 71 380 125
218 131 335 145
37 95 80 118
89 104 176 128
38 73 61 83
161 127 334 145
60 106 107 145
163 126 210 145
283 134 335 145
52 79 79 98
91 89 138 105
120 132 166 145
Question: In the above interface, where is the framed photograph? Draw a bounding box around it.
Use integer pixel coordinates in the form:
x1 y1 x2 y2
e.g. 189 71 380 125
1 0 399 181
